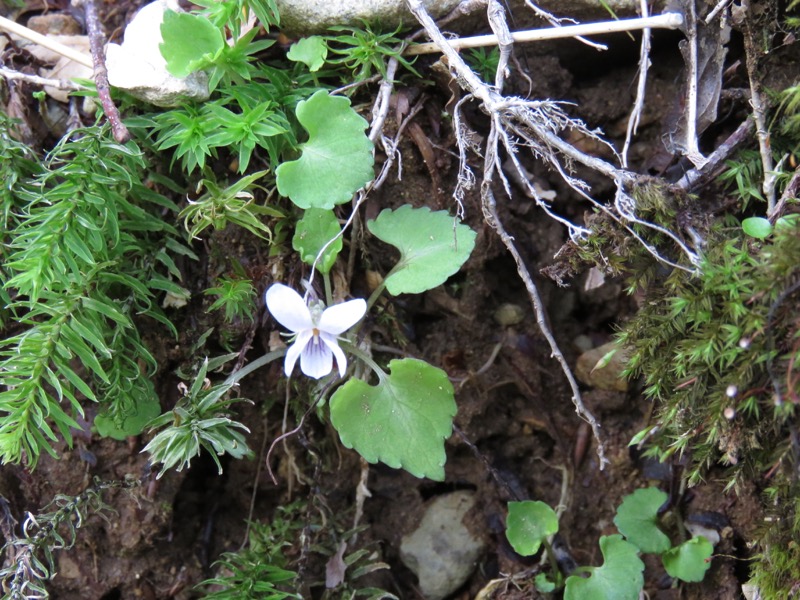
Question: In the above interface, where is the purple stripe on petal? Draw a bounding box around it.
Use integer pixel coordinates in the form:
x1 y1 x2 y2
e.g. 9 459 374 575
300 332 333 379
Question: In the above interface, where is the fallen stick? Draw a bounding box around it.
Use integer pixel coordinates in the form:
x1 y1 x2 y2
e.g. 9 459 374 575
77 0 131 143
0 15 93 68
405 12 684 55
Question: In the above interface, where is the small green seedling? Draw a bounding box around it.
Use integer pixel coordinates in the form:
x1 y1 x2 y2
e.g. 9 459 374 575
465 47 500 83
143 357 253 477
504 487 714 598
204 277 257 323
287 36 328 72
742 214 800 239
325 22 419 81
180 171 283 240
160 10 273 91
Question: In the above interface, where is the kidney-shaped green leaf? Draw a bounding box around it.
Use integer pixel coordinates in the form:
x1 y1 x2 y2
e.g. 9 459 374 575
160 10 224 78
292 208 343 273
329 358 456 480
564 535 644 600
367 205 477 295
276 90 373 209
94 393 161 440
506 501 559 557
663 536 713 582
613 487 671 554
287 36 328 71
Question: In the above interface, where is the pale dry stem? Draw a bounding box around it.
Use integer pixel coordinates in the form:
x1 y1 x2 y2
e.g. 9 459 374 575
0 67 84 90
405 13 684 55
524 0 608 50
622 0 652 168
681 1 707 168
743 17 777 212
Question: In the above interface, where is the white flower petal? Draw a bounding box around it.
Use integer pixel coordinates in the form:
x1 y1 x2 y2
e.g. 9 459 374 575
320 331 348 377
300 334 333 379
284 329 312 377
319 299 367 335
266 283 313 333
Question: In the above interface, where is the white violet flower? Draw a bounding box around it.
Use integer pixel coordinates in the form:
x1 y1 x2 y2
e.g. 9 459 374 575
265 283 367 379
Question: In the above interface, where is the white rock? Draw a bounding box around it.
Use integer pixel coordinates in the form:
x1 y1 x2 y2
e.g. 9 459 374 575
276 0 461 35
106 0 209 107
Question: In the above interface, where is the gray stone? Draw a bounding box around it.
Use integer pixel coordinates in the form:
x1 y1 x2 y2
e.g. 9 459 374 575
276 0 460 35
493 303 525 327
400 491 485 600
276 0 667 37
575 341 630 392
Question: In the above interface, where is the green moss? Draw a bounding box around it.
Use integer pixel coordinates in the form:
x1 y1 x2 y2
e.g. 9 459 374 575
620 223 800 484
612 220 800 597
750 482 800 597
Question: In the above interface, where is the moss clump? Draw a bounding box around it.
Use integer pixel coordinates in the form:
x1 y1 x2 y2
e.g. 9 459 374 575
750 481 800 597
620 221 800 486
614 218 800 598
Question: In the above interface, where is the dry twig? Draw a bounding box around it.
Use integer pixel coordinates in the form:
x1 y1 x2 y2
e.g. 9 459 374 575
0 66 84 90
675 118 755 191
74 0 130 143
680 1 707 168
622 0 653 168
405 13 683 55
0 15 93 68
741 8 777 212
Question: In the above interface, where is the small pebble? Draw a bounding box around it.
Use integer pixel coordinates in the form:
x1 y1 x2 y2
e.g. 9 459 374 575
493 303 525 326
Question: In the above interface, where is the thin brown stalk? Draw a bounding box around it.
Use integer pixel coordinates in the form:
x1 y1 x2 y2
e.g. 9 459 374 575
76 0 130 143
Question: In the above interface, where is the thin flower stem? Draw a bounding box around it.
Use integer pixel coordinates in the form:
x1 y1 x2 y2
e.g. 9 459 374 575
340 341 387 381
366 279 387 311
224 349 286 386
322 271 333 305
